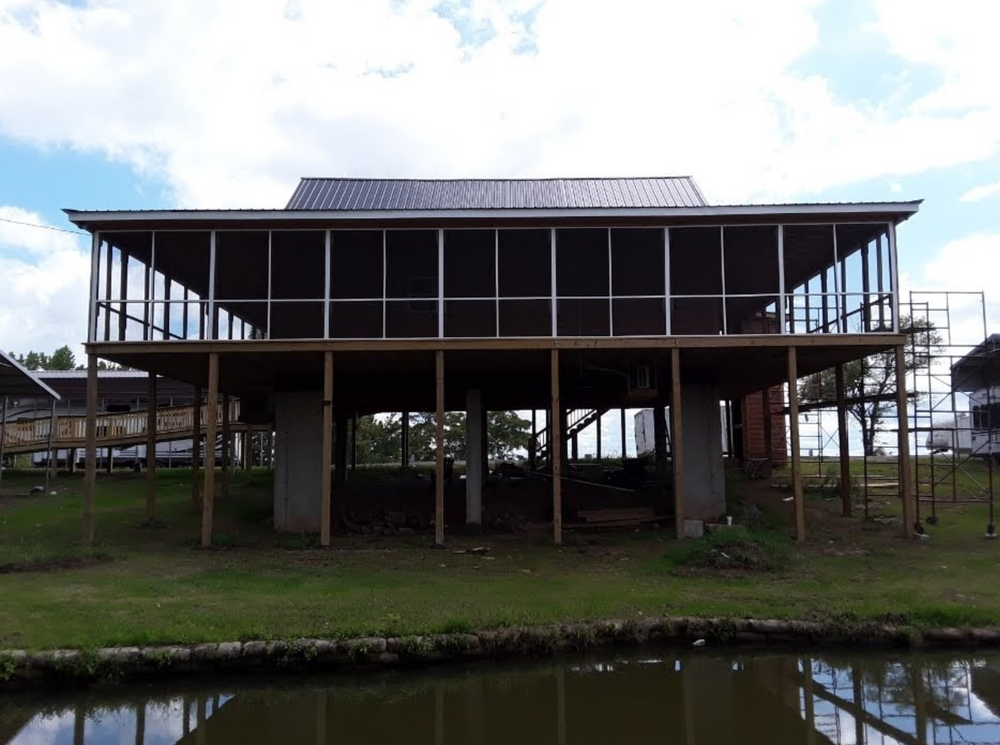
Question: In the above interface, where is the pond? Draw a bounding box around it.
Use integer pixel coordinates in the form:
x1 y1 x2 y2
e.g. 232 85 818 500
4 650 1000 744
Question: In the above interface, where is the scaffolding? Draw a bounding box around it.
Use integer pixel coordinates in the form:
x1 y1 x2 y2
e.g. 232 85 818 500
785 290 996 531
907 291 996 535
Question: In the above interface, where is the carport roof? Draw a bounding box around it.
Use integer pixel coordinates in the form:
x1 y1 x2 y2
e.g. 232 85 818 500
0 349 61 400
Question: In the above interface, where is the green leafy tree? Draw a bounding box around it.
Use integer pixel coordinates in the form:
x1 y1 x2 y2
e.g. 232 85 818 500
47 345 76 370
354 414 403 465
799 316 942 456
486 411 531 459
354 411 531 463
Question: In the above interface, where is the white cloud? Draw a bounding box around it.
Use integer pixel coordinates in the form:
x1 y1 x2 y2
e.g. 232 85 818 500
910 232 1000 346
0 206 90 361
960 181 1000 203
0 0 997 208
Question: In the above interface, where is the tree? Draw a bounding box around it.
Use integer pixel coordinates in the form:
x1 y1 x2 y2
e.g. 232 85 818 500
47 345 76 370
485 411 531 459
799 316 942 456
353 414 403 465
351 410 532 464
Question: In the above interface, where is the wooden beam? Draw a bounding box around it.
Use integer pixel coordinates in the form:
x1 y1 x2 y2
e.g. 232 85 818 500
191 385 201 508
620 408 627 457
201 353 219 548
244 425 254 471
350 413 358 470
835 364 851 517
435 350 445 546
146 372 157 523
896 344 914 538
84 356 98 546
787 347 806 542
670 348 685 540
550 349 562 545
103 243 113 341
84 332 906 356
321 351 333 547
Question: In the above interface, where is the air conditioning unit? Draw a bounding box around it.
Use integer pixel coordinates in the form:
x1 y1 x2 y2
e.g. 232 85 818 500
628 362 656 395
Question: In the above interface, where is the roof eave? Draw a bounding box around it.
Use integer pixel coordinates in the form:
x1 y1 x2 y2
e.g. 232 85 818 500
64 202 922 229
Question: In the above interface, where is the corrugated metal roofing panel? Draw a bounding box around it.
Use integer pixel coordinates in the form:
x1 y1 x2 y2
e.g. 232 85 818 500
284 177 709 211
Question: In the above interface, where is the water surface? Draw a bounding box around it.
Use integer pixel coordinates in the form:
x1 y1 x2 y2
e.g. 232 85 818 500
4 651 1000 744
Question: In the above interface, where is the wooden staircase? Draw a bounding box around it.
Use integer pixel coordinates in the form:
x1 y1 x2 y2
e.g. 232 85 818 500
535 408 608 465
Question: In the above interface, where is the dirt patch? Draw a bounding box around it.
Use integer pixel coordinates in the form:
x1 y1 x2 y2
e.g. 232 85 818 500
0 554 112 575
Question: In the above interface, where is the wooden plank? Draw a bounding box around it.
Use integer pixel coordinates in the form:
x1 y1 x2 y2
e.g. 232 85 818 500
787 347 805 542
201 353 218 548
84 357 98 546
435 350 445 546
84 332 905 356
835 364 851 517
671 347 685 540
551 348 562 545
321 351 333 547
191 385 201 508
146 371 157 523
896 344 914 537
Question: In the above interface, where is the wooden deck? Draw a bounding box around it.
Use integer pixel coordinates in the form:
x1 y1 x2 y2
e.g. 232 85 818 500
1 400 250 455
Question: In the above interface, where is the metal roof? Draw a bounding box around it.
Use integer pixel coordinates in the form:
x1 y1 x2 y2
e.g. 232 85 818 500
285 177 708 211
0 349 61 400
951 334 1000 392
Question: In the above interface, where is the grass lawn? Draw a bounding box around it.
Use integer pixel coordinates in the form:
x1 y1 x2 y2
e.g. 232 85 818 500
1 460 999 651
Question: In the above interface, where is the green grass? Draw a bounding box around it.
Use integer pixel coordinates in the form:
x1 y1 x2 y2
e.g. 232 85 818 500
1 463 1000 650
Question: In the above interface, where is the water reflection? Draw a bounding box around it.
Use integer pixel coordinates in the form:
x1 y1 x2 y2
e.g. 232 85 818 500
5 653 1000 744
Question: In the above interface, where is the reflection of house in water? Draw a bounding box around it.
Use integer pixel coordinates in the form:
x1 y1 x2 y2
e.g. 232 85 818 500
7 656 1000 745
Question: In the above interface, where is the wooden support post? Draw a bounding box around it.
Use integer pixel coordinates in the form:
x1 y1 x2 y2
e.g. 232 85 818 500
244 426 254 471
550 349 562 545
84 358 98 546
787 347 806 542
118 252 128 341
653 401 668 479
596 411 602 460
201 353 219 548
620 408 627 457
106 446 114 474
435 351 446 546
571 432 578 462
671 348 685 540
191 385 201 507
350 413 358 470
103 242 113 341
146 372 157 523
221 394 231 498
896 344 914 538
835 364 852 517
401 411 410 468
529 409 537 470
762 389 773 461
321 351 333 547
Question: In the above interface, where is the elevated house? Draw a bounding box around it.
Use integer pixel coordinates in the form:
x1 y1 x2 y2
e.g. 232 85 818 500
65 176 919 545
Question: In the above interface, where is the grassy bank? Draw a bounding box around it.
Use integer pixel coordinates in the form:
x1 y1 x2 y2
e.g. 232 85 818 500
1 462 998 651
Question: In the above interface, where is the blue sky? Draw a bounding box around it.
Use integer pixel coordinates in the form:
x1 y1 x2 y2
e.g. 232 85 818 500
1 0 998 454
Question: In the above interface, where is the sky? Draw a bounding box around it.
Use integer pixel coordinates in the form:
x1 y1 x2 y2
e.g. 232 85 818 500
1 0 999 454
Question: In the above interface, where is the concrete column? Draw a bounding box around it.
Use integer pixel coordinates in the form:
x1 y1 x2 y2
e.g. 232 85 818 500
465 389 483 525
273 391 324 532
678 383 726 521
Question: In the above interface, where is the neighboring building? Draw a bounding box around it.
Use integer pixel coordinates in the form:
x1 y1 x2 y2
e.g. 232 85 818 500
65 176 919 544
